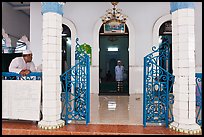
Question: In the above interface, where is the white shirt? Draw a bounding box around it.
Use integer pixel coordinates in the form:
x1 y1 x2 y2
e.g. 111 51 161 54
115 65 124 81
9 57 36 74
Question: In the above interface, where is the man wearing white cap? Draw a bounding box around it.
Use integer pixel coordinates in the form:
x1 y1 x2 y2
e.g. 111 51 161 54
9 50 36 76
115 60 124 92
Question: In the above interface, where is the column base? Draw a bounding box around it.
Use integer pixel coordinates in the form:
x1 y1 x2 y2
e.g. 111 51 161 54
38 119 65 130
169 122 201 134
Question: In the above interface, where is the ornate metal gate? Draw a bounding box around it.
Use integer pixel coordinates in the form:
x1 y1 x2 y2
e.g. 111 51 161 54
195 73 202 126
143 36 175 128
60 38 90 125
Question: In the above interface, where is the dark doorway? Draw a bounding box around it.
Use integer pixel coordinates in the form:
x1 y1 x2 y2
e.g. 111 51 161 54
62 24 71 74
99 24 129 96
159 20 173 93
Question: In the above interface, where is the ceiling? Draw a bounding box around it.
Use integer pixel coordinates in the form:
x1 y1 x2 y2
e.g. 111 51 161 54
7 2 30 16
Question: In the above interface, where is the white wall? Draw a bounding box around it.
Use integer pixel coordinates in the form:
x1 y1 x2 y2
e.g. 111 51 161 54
30 2 202 93
30 2 42 66
2 2 30 46
30 2 202 68
62 2 170 66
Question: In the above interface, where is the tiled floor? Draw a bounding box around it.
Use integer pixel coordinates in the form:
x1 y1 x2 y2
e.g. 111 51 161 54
2 120 190 135
90 93 143 125
2 93 201 135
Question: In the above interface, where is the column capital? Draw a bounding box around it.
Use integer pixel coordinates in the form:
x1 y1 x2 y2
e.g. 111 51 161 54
170 2 195 13
41 2 64 15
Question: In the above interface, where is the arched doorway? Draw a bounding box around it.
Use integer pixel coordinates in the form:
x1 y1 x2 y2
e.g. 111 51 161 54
99 23 129 96
62 24 71 74
152 14 172 91
62 17 77 69
92 18 136 95
159 20 173 92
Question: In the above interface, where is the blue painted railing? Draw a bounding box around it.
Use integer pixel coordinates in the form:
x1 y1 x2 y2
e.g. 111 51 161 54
143 36 175 128
60 38 90 125
2 46 16 53
2 72 42 80
195 73 202 126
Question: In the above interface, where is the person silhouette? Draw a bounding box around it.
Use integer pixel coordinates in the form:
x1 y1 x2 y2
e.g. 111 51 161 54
115 60 124 92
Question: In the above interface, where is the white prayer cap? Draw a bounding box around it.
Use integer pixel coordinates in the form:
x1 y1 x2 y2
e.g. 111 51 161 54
117 60 121 63
23 50 32 55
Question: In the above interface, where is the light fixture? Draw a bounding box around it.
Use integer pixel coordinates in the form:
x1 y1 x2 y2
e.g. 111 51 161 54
101 2 127 24
108 47 118 51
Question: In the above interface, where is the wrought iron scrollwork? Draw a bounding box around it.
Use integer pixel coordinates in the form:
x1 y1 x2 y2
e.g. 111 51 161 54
60 38 90 125
195 73 202 126
143 36 175 128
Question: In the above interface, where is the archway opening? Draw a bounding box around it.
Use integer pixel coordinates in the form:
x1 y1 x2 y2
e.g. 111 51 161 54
62 24 71 74
99 24 129 96
159 20 173 93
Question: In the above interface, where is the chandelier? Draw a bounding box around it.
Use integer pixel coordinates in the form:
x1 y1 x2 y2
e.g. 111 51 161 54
101 2 128 24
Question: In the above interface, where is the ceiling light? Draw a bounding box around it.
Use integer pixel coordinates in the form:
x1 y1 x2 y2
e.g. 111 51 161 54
108 47 118 51
101 2 127 24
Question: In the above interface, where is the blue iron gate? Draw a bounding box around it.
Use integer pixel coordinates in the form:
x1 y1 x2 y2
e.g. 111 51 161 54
143 36 175 128
195 73 202 126
60 38 90 125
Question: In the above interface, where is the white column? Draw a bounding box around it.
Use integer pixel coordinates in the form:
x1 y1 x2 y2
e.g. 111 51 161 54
169 2 201 134
38 2 65 130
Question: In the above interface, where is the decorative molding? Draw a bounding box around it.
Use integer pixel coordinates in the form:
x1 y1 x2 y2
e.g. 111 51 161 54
170 2 195 13
169 124 201 135
38 120 65 130
41 2 64 15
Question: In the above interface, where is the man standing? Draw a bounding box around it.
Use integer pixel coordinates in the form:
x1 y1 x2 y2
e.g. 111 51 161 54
9 50 36 76
115 60 124 92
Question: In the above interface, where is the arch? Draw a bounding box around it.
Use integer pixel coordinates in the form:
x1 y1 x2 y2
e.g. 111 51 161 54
92 18 136 94
62 17 77 67
152 14 172 46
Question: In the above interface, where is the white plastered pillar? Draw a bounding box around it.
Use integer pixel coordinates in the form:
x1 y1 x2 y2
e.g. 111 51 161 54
38 2 65 130
169 2 201 134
